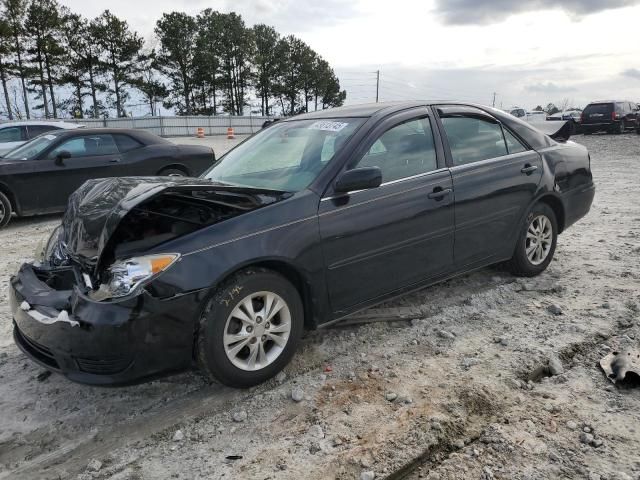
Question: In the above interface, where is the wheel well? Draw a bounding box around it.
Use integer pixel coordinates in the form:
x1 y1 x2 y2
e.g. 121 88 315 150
537 195 565 233
251 260 315 330
0 184 16 213
158 164 189 175
211 260 315 331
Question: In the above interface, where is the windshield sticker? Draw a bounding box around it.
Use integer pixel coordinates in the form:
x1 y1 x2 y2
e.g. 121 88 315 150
43 134 56 140
309 121 349 132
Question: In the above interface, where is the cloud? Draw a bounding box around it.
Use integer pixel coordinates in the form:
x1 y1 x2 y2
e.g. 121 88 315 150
216 0 362 33
622 68 640 79
434 0 640 25
525 82 577 93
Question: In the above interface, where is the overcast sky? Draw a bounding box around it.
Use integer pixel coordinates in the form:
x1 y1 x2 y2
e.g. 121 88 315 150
60 0 640 111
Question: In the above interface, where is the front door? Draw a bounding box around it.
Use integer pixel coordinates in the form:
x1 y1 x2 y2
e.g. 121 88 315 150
435 105 543 267
319 108 455 315
32 133 122 211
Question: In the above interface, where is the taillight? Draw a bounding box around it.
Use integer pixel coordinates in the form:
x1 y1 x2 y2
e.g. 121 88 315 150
612 111 619 120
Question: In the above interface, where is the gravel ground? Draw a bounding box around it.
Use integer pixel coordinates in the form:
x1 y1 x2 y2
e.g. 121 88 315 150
0 133 638 480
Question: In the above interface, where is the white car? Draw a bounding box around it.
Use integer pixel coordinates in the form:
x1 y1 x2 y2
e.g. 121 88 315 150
0 121 83 155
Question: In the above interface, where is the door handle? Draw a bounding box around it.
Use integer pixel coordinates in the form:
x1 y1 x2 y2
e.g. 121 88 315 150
521 164 538 175
109 157 121 163
427 187 452 200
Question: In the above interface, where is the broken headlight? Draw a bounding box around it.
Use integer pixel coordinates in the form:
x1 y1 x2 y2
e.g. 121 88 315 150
103 254 180 298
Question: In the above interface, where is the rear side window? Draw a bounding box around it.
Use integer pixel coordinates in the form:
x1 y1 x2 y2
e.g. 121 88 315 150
440 116 508 165
27 125 60 139
503 128 528 154
114 134 143 153
354 117 437 182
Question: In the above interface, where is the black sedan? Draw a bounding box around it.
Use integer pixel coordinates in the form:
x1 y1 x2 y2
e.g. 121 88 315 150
9 102 595 387
0 128 214 228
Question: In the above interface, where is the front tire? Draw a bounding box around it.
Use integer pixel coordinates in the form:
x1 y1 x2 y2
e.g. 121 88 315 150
197 268 304 388
0 191 12 228
506 203 558 277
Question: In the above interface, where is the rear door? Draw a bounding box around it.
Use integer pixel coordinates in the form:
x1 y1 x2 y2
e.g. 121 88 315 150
435 105 543 268
319 108 455 315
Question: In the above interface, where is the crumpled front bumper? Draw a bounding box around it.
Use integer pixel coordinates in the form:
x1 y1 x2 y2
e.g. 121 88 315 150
10 263 206 386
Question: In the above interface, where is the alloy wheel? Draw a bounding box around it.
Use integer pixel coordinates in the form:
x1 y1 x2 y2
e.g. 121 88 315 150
0 201 5 224
223 291 292 371
526 214 553 265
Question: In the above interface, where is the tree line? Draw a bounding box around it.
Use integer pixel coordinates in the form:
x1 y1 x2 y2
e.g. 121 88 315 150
0 0 346 119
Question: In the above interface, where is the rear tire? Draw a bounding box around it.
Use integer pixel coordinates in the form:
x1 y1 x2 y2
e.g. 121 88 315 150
197 268 304 388
618 120 626 134
506 203 558 277
158 167 187 177
0 191 12 228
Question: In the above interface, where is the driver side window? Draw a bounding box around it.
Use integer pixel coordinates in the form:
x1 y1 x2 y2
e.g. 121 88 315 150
353 117 437 183
48 135 118 159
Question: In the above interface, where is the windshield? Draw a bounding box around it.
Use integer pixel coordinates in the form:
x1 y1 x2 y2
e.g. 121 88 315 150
203 118 365 192
4 132 62 160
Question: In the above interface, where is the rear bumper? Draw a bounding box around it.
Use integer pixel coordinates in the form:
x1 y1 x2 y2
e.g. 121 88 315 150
10 263 206 386
561 182 595 230
582 122 619 132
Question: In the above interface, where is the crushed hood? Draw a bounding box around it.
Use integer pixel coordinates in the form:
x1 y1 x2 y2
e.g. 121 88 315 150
534 120 573 142
57 176 283 270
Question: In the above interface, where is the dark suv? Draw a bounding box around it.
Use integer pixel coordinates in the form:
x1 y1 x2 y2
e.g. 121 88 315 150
581 101 640 134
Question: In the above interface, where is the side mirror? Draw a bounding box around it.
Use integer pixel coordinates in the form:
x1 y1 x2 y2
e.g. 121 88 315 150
55 150 71 166
334 167 382 193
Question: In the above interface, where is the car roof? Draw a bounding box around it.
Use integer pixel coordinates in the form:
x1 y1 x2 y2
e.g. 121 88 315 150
286 101 527 121
588 100 633 104
49 128 170 144
0 120 82 128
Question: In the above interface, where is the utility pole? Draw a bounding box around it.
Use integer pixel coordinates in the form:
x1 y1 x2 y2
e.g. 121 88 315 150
492 92 497 107
376 70 380 103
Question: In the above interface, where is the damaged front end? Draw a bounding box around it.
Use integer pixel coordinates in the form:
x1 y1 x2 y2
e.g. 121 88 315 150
41 176 285 301
10 176 286 384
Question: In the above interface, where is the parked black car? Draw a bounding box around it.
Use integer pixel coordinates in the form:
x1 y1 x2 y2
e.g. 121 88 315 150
10 102 595 388
0 128 214 228
581 100 640 134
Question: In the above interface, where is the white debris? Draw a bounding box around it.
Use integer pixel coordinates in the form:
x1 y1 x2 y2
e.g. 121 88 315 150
20 301 31 311
25 308 79 327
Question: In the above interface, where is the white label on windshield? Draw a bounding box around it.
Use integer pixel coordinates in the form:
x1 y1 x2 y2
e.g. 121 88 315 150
309 121 349 132
43 134 56 140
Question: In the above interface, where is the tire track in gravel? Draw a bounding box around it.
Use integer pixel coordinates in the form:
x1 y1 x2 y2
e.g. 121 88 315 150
1 271 516 479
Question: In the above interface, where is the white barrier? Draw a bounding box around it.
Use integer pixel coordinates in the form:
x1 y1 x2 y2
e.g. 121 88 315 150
66 115 273 137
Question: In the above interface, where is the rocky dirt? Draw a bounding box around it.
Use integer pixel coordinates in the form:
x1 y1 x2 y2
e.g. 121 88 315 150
0 133 638 480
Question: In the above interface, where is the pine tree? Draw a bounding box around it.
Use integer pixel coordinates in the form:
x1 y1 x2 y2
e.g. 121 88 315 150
3 0 29 118
92 10 142 117
155 11 197 115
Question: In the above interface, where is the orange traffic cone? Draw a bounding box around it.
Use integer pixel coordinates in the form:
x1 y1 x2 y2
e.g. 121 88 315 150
227 127 235 139
196 127 205 138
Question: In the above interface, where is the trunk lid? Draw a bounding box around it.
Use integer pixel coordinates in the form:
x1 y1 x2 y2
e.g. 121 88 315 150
582 103 613 124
